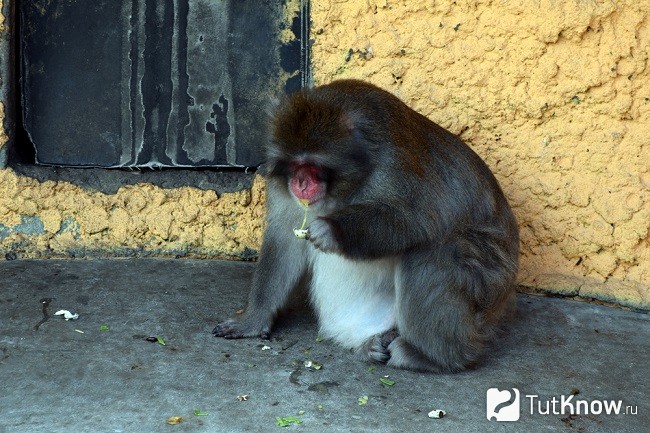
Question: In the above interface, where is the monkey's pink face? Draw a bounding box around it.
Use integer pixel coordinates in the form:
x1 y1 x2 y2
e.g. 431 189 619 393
289 163 325 205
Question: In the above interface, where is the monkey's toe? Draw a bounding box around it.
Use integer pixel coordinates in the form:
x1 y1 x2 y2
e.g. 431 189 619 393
212 319 272 340
364 330 399 364
212 320 245 339
366 340 390 364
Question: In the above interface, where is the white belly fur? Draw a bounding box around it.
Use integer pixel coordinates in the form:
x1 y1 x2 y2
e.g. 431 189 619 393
310 252 396 349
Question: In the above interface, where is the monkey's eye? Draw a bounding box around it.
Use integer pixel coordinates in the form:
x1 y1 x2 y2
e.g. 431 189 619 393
316 166 334 184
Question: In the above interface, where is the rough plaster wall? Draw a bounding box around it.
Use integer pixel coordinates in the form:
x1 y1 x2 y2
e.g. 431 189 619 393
311 0 649 308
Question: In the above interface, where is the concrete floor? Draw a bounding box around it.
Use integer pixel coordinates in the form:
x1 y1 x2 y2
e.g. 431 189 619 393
0 259 647 433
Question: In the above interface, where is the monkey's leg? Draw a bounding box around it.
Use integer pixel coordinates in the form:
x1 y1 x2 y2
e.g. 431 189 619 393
212 229 308 340
387 246 486 372
389 235 516 372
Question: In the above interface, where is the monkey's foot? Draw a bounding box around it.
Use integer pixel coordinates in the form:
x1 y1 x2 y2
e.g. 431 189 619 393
364 329 399 364
212 319 271 340
385 337 464 373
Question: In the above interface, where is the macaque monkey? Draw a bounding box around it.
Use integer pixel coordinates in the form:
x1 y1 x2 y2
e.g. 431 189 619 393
213 79 519 372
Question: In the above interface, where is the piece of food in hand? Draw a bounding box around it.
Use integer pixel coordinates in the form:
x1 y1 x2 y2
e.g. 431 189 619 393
293 228 309 239
293 200 310 239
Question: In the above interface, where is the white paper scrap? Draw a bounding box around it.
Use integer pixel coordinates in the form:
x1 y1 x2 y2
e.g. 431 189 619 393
54 309 79 321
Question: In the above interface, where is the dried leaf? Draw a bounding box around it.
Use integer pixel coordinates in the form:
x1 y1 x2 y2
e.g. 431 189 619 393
166 416 183 425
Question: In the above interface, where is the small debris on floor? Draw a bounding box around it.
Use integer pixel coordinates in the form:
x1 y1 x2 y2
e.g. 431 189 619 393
304 360 322 370
428 409 446 419
275 416 302 427
165 416 183 425
54 309 79 320
143 336 166 346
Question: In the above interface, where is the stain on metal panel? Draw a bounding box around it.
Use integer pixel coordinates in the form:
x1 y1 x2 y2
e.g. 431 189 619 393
20 0 308 168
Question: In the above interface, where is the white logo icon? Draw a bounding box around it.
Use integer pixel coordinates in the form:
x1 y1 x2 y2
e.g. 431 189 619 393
487 388 520 421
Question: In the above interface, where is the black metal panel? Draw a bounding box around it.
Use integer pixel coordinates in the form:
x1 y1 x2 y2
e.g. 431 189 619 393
20 0 308 168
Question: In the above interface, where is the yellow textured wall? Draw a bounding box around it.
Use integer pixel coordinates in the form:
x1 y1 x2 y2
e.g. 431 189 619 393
0 169 265 258
310 0 649 308
0 1 648 309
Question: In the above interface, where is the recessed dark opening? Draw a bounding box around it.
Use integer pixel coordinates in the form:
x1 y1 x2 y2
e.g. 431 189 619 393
13 0 310 170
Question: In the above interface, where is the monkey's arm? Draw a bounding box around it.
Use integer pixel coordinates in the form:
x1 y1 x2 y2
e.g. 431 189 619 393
309 202 432 259
213 221 308 339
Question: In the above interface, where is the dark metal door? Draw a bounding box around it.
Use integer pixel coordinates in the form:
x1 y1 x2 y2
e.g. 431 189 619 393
20 0 308 168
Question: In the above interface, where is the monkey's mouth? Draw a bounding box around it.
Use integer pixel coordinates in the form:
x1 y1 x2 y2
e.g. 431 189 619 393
289 163 324 204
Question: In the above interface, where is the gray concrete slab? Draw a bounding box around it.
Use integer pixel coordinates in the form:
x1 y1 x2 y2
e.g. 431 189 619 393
0 259 647 433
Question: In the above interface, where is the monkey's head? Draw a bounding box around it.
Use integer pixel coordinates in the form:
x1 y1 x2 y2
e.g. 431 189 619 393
264 88 377 208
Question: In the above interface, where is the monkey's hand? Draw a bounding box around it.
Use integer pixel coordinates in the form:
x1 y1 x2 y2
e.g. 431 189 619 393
212 318 272 340
307 218 341 254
